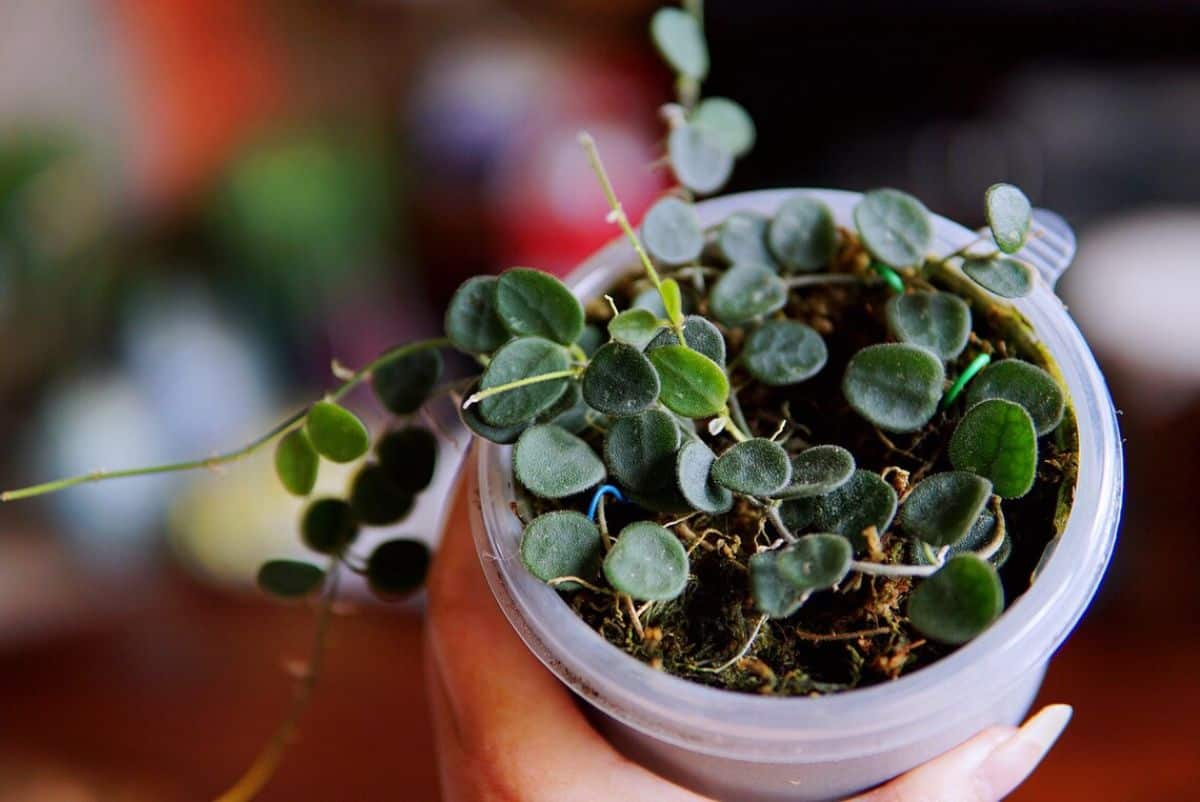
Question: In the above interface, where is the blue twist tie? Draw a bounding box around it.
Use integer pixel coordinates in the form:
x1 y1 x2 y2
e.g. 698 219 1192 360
587 484 626 522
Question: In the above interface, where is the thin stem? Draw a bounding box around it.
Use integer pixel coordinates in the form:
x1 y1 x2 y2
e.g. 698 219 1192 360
849 560 938 578
623 594 645 641
461 369 580 409
703 614 767 673
783 273 863 289
1 338 452 503
548 576 608 594
215 561 341 802
976 496 1007 562
726 393 752 439
794 625 891 643
597 494 614 552
938 234 991 264
719 407 750 443
765 504 797 544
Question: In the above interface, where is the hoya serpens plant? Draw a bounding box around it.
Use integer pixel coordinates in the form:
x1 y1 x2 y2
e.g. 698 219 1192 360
0 1 1076 796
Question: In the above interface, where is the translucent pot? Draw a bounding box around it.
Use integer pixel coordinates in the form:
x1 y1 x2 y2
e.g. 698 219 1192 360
469 189 1123 802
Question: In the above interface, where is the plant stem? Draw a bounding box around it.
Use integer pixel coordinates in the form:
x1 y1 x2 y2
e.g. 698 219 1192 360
214 560 341 802
548 576 608 593
783 273 863 289
461 369 580 408
765 504 797 544
849 560 938 578
623 593 646 641
718 407 750 443
976 497 1007 562
704 614 767 673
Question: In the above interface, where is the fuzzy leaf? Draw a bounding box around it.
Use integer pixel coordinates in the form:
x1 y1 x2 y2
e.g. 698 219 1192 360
604 409 681 492
908 554 1004 644
376 426 438 493
642 197 704 266
675 439 734 514
608 308 662 350
646 315 726 366
581 342 660 417
965 359 1065 436
885 291 971 361
709 264 787 326
712 438 792 497
494 268 584 345
444 276 509 354
650 7 708 80
258 560 324 599
349 463 414 525
668 125 733 196
520 511 603 590
783 469 898 550
749 551 807 618
477 337 571 427
691 97 756 157
962 256 1034 299
743 319 827 386
306 401 370 463
365 539 431 597
603 521 689 601
898 471 993 548
371 347 443 415
842 343 945 433
853 189 932 268
513 424 605 499
275 428 319 496
715 211 775 268
459 380 526 444
538 382 592 433
301 497 359 555
776 533 853 592
775 444 854 499
985 183 1032 254
949 399 1038 499
768 196 837 273
648 345 729 418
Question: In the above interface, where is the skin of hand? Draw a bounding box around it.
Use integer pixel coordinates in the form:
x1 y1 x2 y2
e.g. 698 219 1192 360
425 454 1071 802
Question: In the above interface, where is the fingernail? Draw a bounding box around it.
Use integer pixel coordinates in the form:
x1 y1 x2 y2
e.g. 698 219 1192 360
978 704 1072 797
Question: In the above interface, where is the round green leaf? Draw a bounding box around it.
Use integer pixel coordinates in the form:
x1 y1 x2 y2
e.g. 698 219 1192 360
898 471 993 548
604 409 681 493
949 399 1038 499
642 197 704 266
853 189 932 268
301 497 358 555
348 463 414 525
965 359 1065 436
646 315 726 366
650 7 708 80
376 426 438 492
444 275 508 354
477 337 571 427
743 319 827 386
842 343 945 433
520 511 603 590
715 211 775 268
275 428 319 496
459 380 526 444
668 125 733 196
775 445 855 499
985 183 1032 254
884 291 971 361
257 559 324 599
603 521 689 601
306 401 370 463
494 268 584 345
366 539 431 597
768 196 837 273
675 439 733 514
908 554 1004 645
776 533 853 591
608 308 662 350
712 438 792 497
371 347 444 415
709 264 788 326
749 551 807 618
962 256 1034 299
583 342 660 417
783 470 898 549
647 345 729 418
691 97 756 158
513 424 605 499
911 509 1009 568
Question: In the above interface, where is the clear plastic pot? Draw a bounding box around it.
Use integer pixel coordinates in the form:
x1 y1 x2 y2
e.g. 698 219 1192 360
469 189 1122 802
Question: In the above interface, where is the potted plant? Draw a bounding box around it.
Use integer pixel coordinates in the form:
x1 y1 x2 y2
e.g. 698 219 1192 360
0 4 1122 801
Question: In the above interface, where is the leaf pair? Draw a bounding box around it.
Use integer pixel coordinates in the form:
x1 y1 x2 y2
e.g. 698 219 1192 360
750 534 852 618
258 539 429 599
780 470 897 550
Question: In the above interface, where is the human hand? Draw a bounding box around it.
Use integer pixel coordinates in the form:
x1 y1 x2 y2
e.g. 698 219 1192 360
425 455 1071 802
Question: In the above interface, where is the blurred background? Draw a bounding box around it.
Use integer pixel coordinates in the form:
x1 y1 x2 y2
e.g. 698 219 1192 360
0 0 1197 799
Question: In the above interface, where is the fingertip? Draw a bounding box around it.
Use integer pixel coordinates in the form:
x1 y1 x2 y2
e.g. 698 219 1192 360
975 704 1073 799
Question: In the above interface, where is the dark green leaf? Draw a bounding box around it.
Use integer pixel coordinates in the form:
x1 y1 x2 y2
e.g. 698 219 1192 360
494 268 584 345
371 347 443 415
965 359 1065 436
743 319 827 386
641 197 704 266
691 97 756 158
583 342 660 417
646 315 726 366
305 401 370 463
749 551 807 618
775 445 855 499
908 554 1004 644
366 539 431 597
348 463 414 525
257 560 325 599
513 424 605 499
608 308 662 350
444 276 508 354
675 439 734 514
712 438 792 497
776 533 853 591
884 291 971 361
376 426 438 492
709 264 787 326
301 497 358 555
768 196 837 273
853 189 932 268
647 345 729 418
603 521 689 601
459 380 526 444
668 125 733 196
898 471 993 547
962 256 1034 299
650 7 708 80
949 399 1038 499
985 183 1032 254
911 508 1000 565
275 428 319 496
715 211 775 268
783 469 898 550
842 343 945 433
604 409 681 493
477 337 571 426
520 511 603 590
